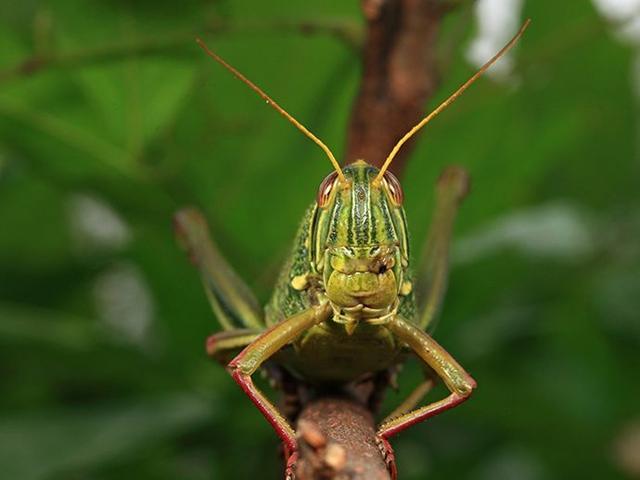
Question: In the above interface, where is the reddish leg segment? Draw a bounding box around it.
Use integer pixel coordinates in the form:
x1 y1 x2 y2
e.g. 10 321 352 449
378 315 476 438
231 368 297 452
379 392 469 438
382 377 435 424
376 435 398 480
228 302 332 473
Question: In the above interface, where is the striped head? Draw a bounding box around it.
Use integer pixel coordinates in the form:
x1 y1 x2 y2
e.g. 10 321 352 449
311 161 410 333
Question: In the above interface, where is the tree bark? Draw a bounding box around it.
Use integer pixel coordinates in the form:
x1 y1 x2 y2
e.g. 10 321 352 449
344 0 449 173
295 398 390 480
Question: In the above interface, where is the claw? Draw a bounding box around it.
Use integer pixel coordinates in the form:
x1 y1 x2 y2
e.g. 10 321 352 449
284 450 298 480
375 435 398 480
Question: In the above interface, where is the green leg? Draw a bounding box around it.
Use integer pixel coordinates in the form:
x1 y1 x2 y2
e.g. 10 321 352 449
377 315 476 438
228 302 332 477
382 376 435 423
416 166 470 330
173 207 263 330
207 329 261 365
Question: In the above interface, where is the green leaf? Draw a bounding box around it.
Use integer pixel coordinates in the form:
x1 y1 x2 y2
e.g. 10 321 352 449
0 394 214 480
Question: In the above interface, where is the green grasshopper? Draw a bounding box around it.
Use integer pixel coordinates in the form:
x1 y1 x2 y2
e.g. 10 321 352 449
175 20 529 479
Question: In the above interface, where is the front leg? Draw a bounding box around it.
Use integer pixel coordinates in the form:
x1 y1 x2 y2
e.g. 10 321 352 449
378 315 476 438
228 302 332 477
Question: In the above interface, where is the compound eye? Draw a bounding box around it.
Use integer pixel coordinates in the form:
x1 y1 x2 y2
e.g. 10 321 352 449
317 171 339 207
383 171 404 206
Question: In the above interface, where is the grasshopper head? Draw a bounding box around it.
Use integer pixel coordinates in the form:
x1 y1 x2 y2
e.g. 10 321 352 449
312 161 410 332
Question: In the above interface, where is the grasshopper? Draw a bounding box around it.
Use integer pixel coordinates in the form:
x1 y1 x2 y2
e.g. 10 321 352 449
175 20 530 479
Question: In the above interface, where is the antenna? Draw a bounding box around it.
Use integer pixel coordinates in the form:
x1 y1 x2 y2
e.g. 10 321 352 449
375 18 531 182
196 38 346 183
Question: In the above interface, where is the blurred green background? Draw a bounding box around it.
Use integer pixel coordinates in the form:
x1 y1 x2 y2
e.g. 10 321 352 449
1 1 639 479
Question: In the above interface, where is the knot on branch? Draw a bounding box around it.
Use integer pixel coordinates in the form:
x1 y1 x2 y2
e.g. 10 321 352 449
295 398 391 480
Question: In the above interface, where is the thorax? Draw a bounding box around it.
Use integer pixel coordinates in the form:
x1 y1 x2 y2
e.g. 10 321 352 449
276 320 402 384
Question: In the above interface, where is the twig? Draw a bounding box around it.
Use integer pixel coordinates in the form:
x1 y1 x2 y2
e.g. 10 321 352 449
0 18 361 84
296 1 453 478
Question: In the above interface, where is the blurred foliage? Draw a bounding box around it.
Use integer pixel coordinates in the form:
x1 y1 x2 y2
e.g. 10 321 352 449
1 1 639 479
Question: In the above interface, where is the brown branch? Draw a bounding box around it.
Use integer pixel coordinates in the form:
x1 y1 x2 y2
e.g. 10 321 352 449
344 0 451 173
296 397 391 480
0 18 361 84
295 2 456 478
